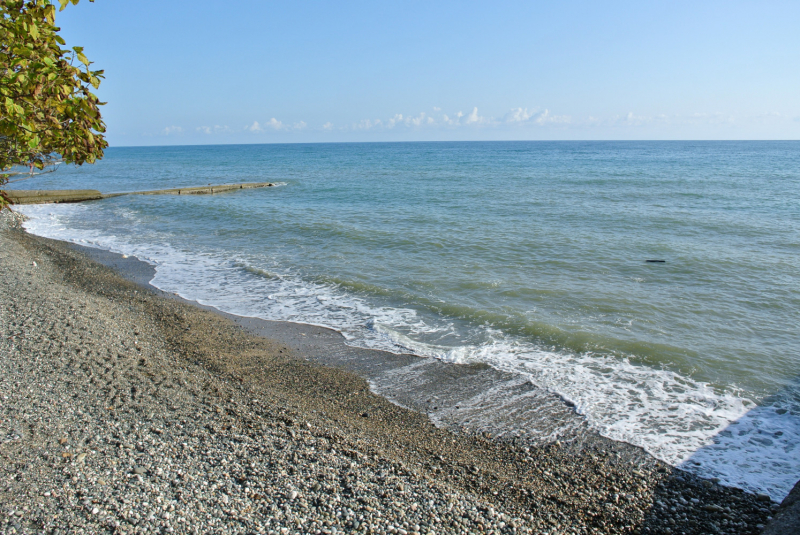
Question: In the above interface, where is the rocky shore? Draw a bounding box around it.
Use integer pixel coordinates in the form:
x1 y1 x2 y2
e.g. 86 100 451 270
0 210 777 534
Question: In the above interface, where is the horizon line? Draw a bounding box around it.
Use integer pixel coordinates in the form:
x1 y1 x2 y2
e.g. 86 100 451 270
104 139 800 149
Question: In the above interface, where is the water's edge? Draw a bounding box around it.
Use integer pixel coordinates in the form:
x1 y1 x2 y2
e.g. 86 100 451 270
65 239 663 461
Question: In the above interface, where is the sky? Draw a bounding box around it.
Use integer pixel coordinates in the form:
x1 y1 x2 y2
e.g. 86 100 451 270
55 0 800 146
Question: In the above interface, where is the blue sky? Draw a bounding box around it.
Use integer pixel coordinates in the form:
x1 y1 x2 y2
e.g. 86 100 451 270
57 1 800 145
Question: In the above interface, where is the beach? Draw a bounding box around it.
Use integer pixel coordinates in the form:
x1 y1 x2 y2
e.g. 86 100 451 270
0 209 777 534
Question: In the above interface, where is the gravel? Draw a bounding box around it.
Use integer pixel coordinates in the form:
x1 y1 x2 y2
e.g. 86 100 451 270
0 210 774 534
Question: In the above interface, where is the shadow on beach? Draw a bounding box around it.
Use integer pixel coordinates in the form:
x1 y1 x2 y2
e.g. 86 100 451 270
680 379 800 502
636 379 800 534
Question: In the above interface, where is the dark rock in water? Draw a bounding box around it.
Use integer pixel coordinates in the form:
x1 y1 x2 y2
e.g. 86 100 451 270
762 479 800 534
645 259 666 263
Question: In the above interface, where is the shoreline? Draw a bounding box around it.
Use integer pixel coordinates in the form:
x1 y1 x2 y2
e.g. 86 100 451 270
69 240 597 451
1 211 775 534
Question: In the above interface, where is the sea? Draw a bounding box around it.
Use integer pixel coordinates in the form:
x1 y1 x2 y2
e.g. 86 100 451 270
15 141 800 501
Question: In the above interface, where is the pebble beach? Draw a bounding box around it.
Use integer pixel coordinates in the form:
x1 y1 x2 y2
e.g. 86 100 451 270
0 210 778 534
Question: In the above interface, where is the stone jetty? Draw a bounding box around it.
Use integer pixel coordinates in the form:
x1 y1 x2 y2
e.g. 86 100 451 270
4 181 277 205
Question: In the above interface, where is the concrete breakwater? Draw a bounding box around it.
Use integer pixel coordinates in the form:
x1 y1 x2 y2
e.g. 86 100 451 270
5 181 277 205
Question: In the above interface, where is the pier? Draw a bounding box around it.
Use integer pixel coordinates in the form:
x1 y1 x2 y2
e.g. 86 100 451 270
4 182 277 205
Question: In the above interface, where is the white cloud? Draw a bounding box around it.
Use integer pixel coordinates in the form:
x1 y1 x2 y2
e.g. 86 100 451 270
623 111 651 126
322 122 334 130
196 125 231 135
349 108 492 131
293 121 307 130
246 121 263 133
534 109 571 125
353 119 377 130
442 111 463 126
502 108 570 126
504 107 536 123
582 111 744 129
465 107 482 124
386 114 403 128
433 106 441 112
246 118 289 132
163 126 183 135
341 105 578 132
406 112 429 127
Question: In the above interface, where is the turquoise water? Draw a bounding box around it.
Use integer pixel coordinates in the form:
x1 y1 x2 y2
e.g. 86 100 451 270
17 141 800 499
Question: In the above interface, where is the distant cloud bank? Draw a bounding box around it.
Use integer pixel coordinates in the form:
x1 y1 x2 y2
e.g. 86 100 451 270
154 106 796 140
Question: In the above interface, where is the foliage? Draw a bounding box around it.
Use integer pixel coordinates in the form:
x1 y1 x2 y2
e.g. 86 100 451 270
1 0 106 209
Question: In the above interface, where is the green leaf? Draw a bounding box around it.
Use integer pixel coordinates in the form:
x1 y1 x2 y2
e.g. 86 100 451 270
1 0 107 172
45 4 56 24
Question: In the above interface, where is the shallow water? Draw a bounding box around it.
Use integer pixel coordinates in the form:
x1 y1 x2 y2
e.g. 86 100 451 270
17 141 800 499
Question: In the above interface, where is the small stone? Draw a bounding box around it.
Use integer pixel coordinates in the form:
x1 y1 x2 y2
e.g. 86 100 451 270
289 490 298 500
133 467 146 475
91 507 99 515
756 493 771 502
75 453 87 463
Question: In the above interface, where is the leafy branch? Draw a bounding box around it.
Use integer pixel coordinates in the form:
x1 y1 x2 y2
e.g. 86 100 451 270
1 0 106 209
